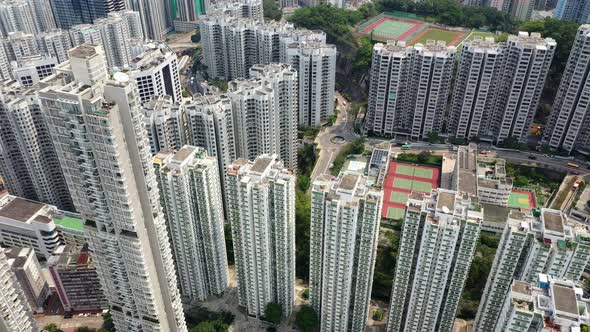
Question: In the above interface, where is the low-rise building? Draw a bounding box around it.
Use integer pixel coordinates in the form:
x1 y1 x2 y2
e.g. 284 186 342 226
476 156 513 206
48 245 107 312
53 213 85 247
0 195 61 258
4 247 50 313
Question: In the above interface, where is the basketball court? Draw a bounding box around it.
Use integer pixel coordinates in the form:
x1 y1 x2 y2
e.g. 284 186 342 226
508 190 536 210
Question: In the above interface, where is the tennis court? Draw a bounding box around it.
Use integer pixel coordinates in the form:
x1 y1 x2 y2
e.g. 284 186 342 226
387 207 406 220
508 190 536 210
381 161 440 219
390 191 408 204
358 12 425 42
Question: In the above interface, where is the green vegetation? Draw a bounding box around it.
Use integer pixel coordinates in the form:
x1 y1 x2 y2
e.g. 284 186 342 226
330 138 366 176
191 30 201 43
225 223 234 265
396 152 442 167
263 0 282 21
458 232 499 319
372 309 384 321
295 143 317 281
372 228 400 301
302 288 310 299
507 163 564 206
295 305 319 332
208 79 228 92
101 312 115 332
44 324 64 332
426 131 442 144
185 306 235 330
190 320 229 332
182 89 191 98
264 303 283 325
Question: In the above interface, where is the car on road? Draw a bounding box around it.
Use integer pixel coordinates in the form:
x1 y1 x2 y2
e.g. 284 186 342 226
528 155 537 160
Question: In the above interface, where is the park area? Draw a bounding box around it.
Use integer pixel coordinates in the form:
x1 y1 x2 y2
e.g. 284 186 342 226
507 190 537 210
382 161 440 220
408 28 466 46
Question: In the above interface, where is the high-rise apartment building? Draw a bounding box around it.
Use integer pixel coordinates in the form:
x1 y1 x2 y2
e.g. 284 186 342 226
310 171 383 332
0 247 37 332
119 42 181 103
26 0 55 32
206 0 263 19
0 0 37 35
39 44 187 331
0 81 73 211
95 12 133 68
36 29 73 63
497 275 590 331
449 37 503 139
283 41 336 127
449 32 555 144
69 24 102 46
51 0 125 29
556 0 590 22
474 208 590 331
128 0 169 40
142 95 186 154
543 25 590 154
226 155 295 318
386 189 482 332
366 40 456 140
154 146 228 303
3 247 50 313
229 63 298 170
491 32 555 144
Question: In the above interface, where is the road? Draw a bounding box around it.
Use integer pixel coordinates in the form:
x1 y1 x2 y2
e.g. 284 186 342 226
310 93 359 180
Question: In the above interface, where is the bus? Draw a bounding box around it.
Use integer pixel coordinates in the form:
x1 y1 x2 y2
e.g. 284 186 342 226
567 163 580 168
401 144 410 151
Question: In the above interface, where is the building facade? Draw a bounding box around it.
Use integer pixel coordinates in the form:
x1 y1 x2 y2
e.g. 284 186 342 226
3 247 50 313
154 146 228 303
40 44 187 332
0 247 37 332
310 171 382 332
386 189 482 332
225 155 295 318
366 40 456 140
543 25 590 154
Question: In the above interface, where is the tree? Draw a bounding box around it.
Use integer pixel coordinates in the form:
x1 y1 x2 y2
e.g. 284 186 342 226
295 305 319 332
417 151 431 164
44 324 64 332
190 321 216 332
302 288 310 299
225 223 234 264
101 312 114 332
426 131 441 144
298 175 311 192
263 0 282 21
264 302 283 325
191 30 201 43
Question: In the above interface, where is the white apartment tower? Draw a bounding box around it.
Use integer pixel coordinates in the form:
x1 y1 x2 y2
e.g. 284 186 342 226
310 171 383 332
543 25 590 154
39 44 187 332
283 41 336 127
0 247 37 332
0 0 37 35
386 189 482 332
229 63 298 170
128 0 169 40
226 155 296 318
121 43 181 103
491 32 555 144
95 12 132 68
449 37 503 139
142 96 186 155
474 208 590 331
69 24 102 46
0 81 73 211
154 146 228 303
366 40 456 140
186 94 236 179
36 29 73 63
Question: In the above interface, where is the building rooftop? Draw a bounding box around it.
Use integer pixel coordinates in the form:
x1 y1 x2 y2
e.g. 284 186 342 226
340 174 359 191
0 197 45 222
173 146 195 162
544 210 565 233
54 215 84 232
437 191 456 212
512 280 532 296
68 44 100 59
553 284 578 315
251 156 273 173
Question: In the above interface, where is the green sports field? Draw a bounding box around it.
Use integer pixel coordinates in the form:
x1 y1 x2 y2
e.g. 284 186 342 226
390 191 408 204
393 178 413 190
373 20 415 38
393 177 433 192
395 165 416 176
508 191 534 209
387 207 406 220
412 181 433 193
412 29 462 46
